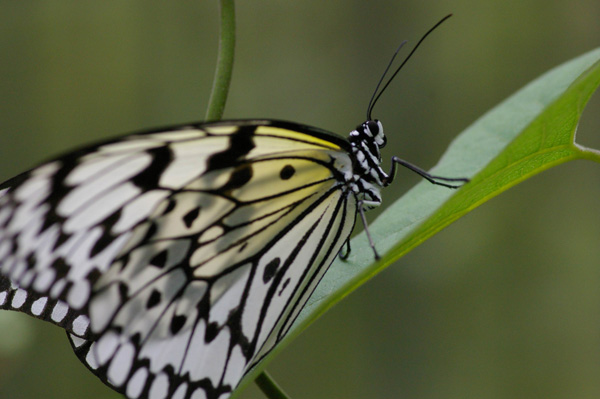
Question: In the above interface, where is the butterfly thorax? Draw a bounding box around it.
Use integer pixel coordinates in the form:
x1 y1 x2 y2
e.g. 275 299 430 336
347 120 388 209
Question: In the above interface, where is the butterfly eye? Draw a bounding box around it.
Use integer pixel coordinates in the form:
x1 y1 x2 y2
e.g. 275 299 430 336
366 120 386 148
366 120 379 135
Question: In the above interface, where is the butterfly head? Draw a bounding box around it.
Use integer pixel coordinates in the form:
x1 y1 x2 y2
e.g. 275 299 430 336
349 119 387 157
364 120 387 148
347 119 388 195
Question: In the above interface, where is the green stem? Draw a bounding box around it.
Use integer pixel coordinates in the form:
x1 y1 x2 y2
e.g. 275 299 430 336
204 0 236 121
255 371 292 399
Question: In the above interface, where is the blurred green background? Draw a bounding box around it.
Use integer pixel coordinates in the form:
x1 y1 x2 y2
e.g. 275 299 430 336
1 1 600 399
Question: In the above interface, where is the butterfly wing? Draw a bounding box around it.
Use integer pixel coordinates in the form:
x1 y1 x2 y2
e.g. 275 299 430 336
0 120 357 399
0 126 188 339
0 274 92 338
0 166 98 339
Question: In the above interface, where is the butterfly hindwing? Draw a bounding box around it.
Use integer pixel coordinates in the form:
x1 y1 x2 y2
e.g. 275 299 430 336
0 275 91 338
0 120 358 399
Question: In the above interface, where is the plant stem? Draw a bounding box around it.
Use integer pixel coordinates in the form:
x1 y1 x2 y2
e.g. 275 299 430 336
205 0 236 121
255 371 292 399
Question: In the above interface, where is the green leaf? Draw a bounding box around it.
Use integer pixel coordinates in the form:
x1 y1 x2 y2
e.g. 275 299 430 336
235 47 600 396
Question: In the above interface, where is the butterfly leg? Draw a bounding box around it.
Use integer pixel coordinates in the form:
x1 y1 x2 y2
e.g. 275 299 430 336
339 239 351 260
357 201 380 260
385 156 469 189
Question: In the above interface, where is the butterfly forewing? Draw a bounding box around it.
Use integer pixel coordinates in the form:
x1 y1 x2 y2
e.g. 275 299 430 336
0 120 359 399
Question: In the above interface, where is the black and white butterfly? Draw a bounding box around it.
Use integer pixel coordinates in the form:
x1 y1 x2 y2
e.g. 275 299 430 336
0 15 466 399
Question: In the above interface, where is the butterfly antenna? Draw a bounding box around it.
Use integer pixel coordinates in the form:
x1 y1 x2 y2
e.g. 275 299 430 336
366 40 408 120
366 13 453 120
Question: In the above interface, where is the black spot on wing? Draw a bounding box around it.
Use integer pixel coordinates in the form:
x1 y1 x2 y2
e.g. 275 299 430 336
146 289 161 309
51 231 71 252
131 146 173 189
183 206 201 228
220 165 253 192
206 125 256 170
263 258 280 283
170 314 187 334
149 250 167 268
86 269 102 285
163 199 176 215
50 257 69 277
26 253 36 269
205 322 219 342
130 332 142 346
118 282 129 299
279 164 295 180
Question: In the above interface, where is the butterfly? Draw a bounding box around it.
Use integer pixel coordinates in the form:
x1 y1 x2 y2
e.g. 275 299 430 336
0 15 466 399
